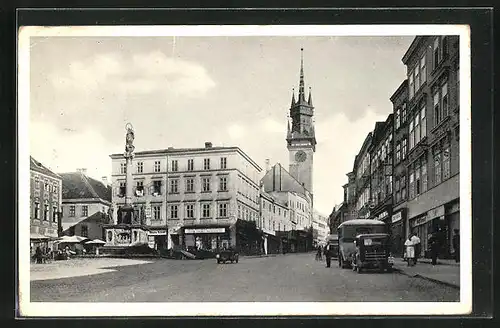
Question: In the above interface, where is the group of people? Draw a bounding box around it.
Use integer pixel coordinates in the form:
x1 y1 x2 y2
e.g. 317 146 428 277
315 245 334 268
32 245 79 263
404 229 460 266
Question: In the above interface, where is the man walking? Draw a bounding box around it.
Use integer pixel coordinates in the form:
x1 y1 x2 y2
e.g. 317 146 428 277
428 233 440 265
324 244 332 268
410 232 421 263
452 229 460 263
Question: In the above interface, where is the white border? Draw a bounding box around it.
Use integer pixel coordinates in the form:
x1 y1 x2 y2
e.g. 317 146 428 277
18 24 472 317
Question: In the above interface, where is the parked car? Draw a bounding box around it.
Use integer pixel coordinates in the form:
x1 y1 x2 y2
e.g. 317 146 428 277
215 248 239 264
351 233 394 273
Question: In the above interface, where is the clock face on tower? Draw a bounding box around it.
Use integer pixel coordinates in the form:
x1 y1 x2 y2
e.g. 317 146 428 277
295 150 307 162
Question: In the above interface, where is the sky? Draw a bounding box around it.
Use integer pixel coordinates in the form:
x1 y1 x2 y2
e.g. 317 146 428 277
28 34 414 216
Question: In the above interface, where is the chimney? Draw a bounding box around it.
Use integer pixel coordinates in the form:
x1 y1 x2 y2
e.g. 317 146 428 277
205 142 213 148
102 176 108 185
265 159 271 172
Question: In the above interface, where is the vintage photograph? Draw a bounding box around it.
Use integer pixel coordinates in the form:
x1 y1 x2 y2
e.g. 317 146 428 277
18 25 471 316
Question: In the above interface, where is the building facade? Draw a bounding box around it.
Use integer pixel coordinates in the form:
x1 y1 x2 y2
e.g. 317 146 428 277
30 156 62 249
390 79 409 257
401 35 460 258
60 169 112 241
312 210 329 246
110 142 262 254
353 133 373 219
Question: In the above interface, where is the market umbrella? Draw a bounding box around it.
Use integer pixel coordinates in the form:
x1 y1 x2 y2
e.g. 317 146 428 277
56 235 89 243
85 239 106 245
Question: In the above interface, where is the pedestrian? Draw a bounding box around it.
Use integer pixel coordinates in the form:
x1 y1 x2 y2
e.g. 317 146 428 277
428 233 440 265
316 245 323 261
35 246 43 264
324 244 332 268
452 229 460 263
410 232 421 263
404 234 415 266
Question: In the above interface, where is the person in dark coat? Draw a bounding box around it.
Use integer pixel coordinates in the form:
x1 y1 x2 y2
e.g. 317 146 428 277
324 244 332 268
35 246 43 264
428 233 440 265
452 229 460 263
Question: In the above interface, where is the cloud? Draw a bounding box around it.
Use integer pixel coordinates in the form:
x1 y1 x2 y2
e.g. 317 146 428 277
30 121 114 181
49 51 216 98
227 124 247 139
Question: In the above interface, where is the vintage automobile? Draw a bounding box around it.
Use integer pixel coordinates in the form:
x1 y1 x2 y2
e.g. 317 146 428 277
215 248 239 264
325 234 339 259
337 219 388 269
351 233 394 273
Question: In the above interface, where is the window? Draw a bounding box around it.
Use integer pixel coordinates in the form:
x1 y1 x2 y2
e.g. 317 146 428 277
409 120 415 149
202 203 211 218
81 225 88 237
422 157 428 192
52 207 57 222
187 159 194 171
396 142 401 163
443 145 451 180
218 203 228 218
186 178 194 192
53 184 58 194
220 157 227 169
238 204 241 219
433 37 441 69
402 138 407 160
420 54 427 84
409 169 415 199
44 204 49 221
415 160 421 195
409 71 414 99
441 82 449 119
273 205 276 214
137 162 143 173
34 202 40 219
82 205 88 217
153 205 161 221
420 104 427 139
153 180 162 195
120 163 126 174
202 177 211 192
119 182 126 197
401 175 407 200
395 108 400 130
154 161 161 173
169 179 179 193
219 176 228 191
69 205 75 217
434 148 442 185
171 160 178 172
203 158 210 170
388 175 393 194
186 204 194 218
401 103 407 124
170 205 178 219
135 181 144 196
414 65 420 91
395 178 401 202
415 114 421 144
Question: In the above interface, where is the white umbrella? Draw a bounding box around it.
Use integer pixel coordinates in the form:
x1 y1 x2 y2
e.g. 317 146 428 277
85 239 106 245
56 235 89 243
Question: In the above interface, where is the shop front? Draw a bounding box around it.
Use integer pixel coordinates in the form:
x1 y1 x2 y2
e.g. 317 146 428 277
409 205 446 258
445 199 460 256
390 209 406 258
148 228 167 250
182 225 231 253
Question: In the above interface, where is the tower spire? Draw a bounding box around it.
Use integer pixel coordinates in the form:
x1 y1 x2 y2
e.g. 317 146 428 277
291 88 296 106
308 86 313 106
299 48 305 101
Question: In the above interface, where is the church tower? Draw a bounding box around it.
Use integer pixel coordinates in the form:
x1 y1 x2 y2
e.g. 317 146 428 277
286 48 317 194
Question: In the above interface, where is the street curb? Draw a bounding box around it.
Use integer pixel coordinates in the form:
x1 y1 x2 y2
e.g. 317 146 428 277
393 268 460 290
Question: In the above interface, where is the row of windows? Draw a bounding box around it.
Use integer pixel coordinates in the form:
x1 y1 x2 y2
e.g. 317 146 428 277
33 202 58 222
168 202 230 220
120 157 228 174
238 204 258 222
237 175 259 205
32 177 59 194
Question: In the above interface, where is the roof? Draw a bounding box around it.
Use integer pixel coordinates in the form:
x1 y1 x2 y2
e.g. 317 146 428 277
390 79 408 102
401 36 424 64
30 156 61 180
62 211 110 232
338 219 386 228
60 172 112 202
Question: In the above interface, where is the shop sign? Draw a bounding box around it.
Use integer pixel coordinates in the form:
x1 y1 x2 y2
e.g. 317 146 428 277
391 212 402 224
375 211 389 221
148 230 166 236
185 228 226 234
428 205 445 220
410 214 431 228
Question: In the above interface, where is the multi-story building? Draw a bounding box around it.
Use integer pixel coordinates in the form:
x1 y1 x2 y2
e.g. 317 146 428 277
109 142 262 254
369 114 394 223
312 210 329 246
401 35 460 258
353 133 373 219
259 190 289 254
30 156 62 250
390 79 409 257
59 169 112 241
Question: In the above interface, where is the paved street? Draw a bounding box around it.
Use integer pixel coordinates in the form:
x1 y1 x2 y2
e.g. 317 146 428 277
31 252 459 302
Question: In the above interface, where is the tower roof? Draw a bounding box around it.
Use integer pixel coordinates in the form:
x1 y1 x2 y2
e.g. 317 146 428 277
298 48 306 102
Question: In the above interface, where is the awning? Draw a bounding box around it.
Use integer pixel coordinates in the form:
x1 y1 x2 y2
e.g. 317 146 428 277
30 233 49 240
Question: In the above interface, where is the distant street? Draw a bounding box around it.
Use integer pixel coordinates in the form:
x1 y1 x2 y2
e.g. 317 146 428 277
31 253 459 302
